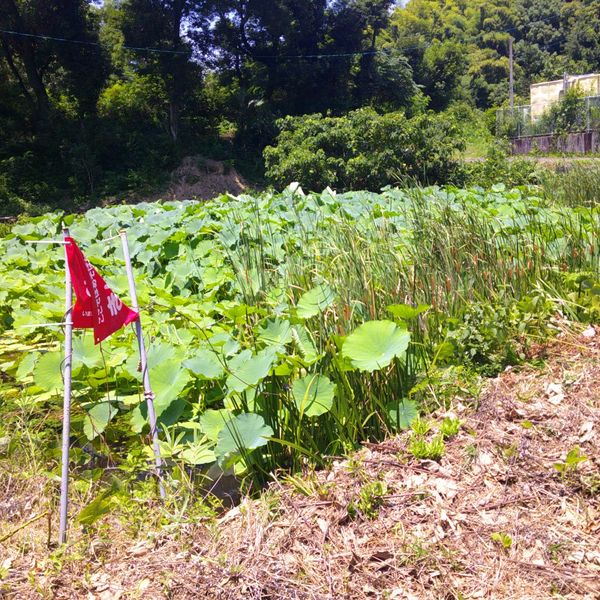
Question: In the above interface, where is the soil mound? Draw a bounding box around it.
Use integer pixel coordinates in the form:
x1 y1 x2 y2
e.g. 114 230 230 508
150 156 248 202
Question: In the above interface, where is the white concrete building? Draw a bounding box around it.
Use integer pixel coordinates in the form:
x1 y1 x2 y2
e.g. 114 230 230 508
530 73 600 120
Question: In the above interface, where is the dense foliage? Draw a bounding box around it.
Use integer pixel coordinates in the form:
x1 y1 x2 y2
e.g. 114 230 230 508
264 108 464 191
389 0 600 109
1 186 599 489
2 0 600 213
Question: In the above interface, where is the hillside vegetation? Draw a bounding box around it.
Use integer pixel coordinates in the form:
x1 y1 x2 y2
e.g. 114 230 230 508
2 0 600 214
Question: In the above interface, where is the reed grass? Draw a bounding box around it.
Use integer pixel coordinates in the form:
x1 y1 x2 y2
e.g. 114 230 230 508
221 185 600 475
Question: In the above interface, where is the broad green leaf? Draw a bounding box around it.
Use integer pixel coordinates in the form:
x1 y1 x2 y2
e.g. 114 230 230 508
77 480 121 526
182 350 224 380
150 359 191 417
296 284 335 319
199 409 233 441
16 352 38 379
257 318 293 349
33 352 63 393
116 393 141 407
387 399 419 430
103 347 130 369
387 304 430 320
343 320 410 372
215 413 273 459
291 326 320 364
77 490 114 526
83 401 116 440
433 341 454 362
130 404 147 433
124 342 182 377
72 335 103 369
226 347 277 393
147 342 185 368
179 421 203 430
292 374 336 417
180 443 216 465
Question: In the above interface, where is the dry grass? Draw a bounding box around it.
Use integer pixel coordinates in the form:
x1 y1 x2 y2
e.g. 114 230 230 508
2 328 599 599
148 156 248 202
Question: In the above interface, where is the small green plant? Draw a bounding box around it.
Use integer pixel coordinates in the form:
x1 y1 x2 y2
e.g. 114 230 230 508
554 446 587 478
347 480 388 520
490 531 513 550
410 418 432 436
502 442 519 461
580 474 600 497
440 417 461 439
345 456 369 482
407 433 445 461
547 541 570 563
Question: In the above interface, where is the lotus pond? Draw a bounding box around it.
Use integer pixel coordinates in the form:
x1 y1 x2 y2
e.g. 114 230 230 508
1 185 599 486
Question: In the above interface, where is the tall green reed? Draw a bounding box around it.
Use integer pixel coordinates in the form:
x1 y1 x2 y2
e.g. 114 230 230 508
204 185 600 478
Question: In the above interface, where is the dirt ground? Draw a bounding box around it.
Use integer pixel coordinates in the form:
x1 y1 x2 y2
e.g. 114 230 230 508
1 326 599 599
144 156 249 202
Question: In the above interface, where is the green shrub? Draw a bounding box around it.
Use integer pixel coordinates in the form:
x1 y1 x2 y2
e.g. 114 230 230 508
263 108 464 191
463 141 541 188
535 86 587 135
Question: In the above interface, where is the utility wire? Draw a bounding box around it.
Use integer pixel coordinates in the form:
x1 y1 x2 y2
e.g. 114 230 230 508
250 45 426 60
0 28 191 55
0 11 563 61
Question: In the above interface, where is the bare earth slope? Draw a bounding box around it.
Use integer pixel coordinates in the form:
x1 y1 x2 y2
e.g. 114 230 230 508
2 328 599 599
144 156 248 202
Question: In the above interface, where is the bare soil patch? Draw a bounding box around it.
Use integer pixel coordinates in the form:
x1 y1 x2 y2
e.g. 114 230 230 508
2 328 599 599
145 156 249 202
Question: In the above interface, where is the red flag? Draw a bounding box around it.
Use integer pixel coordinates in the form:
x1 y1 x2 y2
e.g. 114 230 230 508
65 236 138 344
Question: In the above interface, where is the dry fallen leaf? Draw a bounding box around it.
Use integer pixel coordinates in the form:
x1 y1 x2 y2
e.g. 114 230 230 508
586 550 600 565
581 326 596 339
478 451 494 466
432 477 458 499
1 557 13 571
546 382 565 405
99 590 122 600
579 421 595 443
568 549 585 563
316 518 329 537
127 541 152 557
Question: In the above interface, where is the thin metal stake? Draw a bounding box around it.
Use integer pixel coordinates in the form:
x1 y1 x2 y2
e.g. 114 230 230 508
508 36 514 110
119 230 165 499
59 228 74 544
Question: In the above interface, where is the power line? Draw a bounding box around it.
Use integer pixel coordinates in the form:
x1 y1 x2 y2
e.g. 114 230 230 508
251 12 564 61
0 10 563 61
0 28 191 55
250 44 428 61
0 25 425 60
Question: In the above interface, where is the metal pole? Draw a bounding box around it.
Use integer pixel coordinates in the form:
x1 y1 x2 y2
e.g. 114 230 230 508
586 97 590 132
59 228 74 544
119 230 165 499
509 36 514 110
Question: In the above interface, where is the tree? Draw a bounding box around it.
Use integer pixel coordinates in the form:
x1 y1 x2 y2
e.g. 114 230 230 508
121 0 206 142
563 0 600 73
419 41 467 110
0 0 107 127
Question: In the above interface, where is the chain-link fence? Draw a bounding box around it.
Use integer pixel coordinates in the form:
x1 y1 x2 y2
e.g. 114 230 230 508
497 96 600 138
